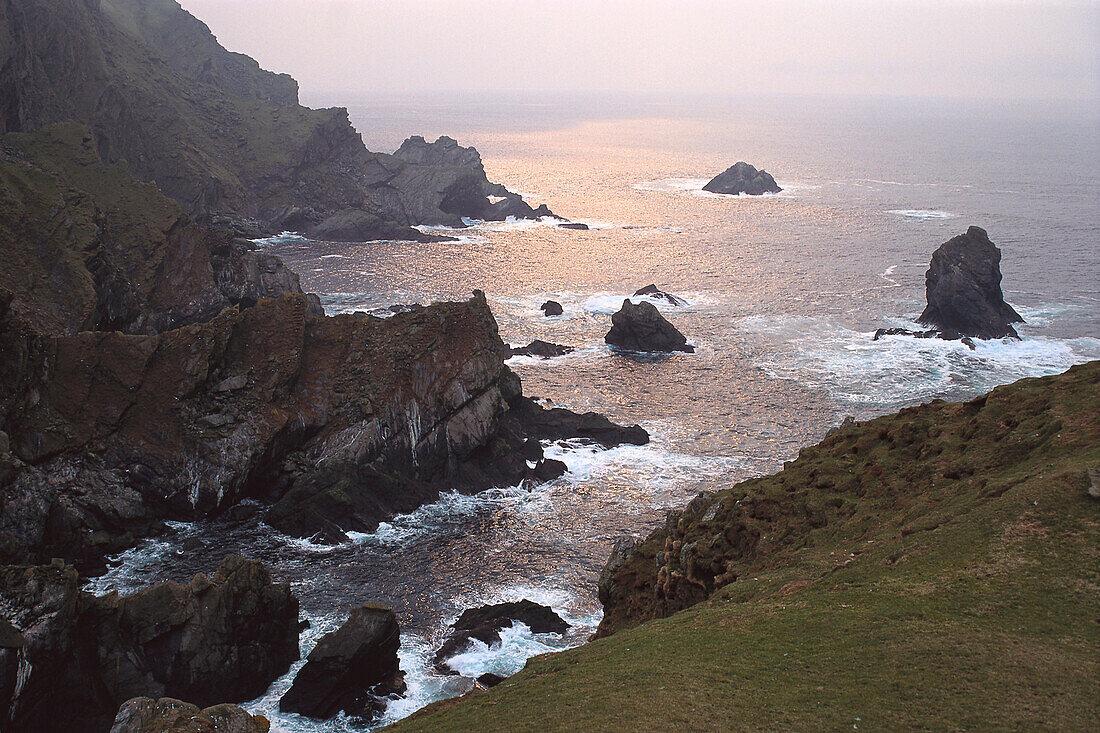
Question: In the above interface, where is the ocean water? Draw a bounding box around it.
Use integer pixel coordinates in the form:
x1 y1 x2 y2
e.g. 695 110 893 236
88 94 1099 730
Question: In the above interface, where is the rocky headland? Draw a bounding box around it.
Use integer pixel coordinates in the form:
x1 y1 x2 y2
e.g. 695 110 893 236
702 162 782 195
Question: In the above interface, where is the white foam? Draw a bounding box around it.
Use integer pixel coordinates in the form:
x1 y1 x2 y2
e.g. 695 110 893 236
888 209 957 220
250 231 309 247
84 521 197 596
505 343 609 367
442 621 560 678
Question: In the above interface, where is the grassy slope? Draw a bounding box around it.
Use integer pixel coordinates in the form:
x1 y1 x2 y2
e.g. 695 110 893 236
387 362 1099 732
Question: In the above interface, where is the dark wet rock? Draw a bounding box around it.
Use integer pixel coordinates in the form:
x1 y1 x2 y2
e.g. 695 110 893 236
702 162 782 195
510 340 575 359
476 673 506 688
0 557 297 733
540 300 564 316
872 328 977 350
917 226 1024 340
633 284 687 307
305 209 451 243
605 300 694 353
508 396 650 448
559 222 589 230
280 605 403 720
110 697 271 733
434 600 569 671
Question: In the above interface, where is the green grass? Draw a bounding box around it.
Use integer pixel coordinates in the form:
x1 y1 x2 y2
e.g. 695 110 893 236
386 362 1100 732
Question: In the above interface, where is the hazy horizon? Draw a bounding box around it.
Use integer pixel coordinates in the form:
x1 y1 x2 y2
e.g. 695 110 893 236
176 0 1099 105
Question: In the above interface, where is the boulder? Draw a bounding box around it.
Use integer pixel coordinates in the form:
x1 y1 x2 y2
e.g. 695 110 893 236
434 600 569 671
605 300 694 353
110 697 270 733
279 605 403 720
633 284 687 306
476 673 506 688
917 226 1024 339
540 300 564 316
702 162 782 195
510 341 575 359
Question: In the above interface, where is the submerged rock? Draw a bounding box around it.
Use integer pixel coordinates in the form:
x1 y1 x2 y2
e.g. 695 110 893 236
702 162 782 195
605 300 694 353
0 557 298 733
873 328 976 350
559 222 589 230
540 300 564 316
917 226 1024 340
280 605 403 720
110 697 270 733
633 284 687 307
510 340 575 359
434 600 569 672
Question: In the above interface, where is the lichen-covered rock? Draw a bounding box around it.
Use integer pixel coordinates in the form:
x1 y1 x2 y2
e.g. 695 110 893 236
110 697 271 733
279 605 403 720
605 300 694 353
917 226 1024 339
702 162 782 195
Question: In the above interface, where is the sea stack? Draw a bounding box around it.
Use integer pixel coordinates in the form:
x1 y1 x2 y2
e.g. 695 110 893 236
917 226 1024 340
703 162 782 195
605 300 694 353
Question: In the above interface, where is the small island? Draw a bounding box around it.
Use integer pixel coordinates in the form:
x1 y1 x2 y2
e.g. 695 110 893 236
703 162 782 195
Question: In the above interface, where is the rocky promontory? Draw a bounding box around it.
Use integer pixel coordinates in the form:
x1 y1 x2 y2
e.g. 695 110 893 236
702 162 782 195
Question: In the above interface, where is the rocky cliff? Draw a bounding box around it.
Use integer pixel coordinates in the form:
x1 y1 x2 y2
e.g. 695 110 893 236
0 0 555 237
0 123 318 335
0 556 298 733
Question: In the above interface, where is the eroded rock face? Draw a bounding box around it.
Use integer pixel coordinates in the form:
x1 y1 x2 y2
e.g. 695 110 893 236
0 124 315 336
702 162 782 195
279 605 403 720
917 226 1024 340
434 600 569 672
110 697 271 733
605 300 694 353
0 557 297 733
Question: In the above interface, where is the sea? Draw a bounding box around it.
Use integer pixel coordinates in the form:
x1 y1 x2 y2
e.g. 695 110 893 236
86 93 1100 731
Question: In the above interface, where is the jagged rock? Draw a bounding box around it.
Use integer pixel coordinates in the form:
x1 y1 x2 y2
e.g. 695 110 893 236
279 605 403 720
305 209 450 243
0 125 315 335
507 397 650 448
873 328 976 350
540 301 564 316
0 557 297 733
110 698 271 733
0 1 552 238
633 284 687 306
917 226 1024 339
605 300 694 353
510 341 575 359
702 162 782 195
434 600 569 671
598 537 638 606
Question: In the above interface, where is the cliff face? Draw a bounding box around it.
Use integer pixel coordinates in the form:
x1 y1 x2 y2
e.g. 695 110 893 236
0 123 317 336
0 0 553 236
0 290 611 568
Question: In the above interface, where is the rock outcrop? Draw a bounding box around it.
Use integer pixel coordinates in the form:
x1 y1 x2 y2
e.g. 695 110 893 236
434 600 569 671
634 284 687 306
605 300 694 353
110 697 271 733
0 0 554 238
702 162 782 195
0 557 298 733
305 208 449 243
540 301 564 316
0 124 319 336
510 340 575 359
280 605 403 720
917 226 1024 339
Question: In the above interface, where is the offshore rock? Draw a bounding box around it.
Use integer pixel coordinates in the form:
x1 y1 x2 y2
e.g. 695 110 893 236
917 226 1024 339
280 605 403 720
540 300 564 316
0 557 297 733
702 162 782 195
0 124 314 335
634 284 687 306
873 328 976 350
510 340 575 359
305 209 451 243
605 300 694 353
110 697 271 733
434 600 569 672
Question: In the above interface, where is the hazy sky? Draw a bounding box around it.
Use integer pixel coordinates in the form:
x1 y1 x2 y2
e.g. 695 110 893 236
177 0 1098 103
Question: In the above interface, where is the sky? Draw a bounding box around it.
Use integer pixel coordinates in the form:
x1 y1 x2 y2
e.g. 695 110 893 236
176 0 1099 103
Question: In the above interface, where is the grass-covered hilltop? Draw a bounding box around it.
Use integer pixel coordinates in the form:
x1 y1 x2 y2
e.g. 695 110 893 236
388 361 1100 732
